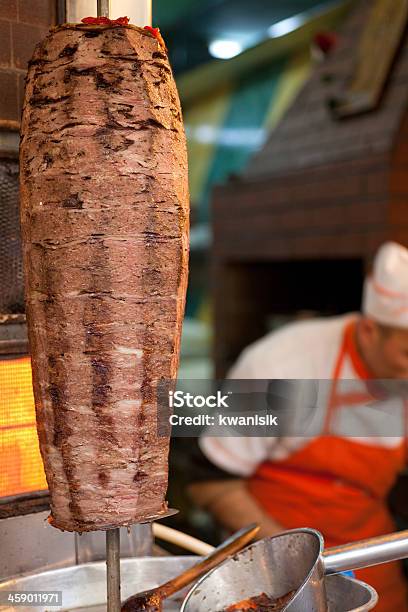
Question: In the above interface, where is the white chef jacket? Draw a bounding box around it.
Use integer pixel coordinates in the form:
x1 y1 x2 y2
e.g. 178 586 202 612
200 313 406 477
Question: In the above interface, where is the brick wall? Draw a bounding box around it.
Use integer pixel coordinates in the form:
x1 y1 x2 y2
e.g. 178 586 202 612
390 113 408 247
212 153 391 263
0 0 56 129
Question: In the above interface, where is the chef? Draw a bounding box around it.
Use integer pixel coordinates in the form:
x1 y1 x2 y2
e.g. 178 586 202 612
190 241 408 611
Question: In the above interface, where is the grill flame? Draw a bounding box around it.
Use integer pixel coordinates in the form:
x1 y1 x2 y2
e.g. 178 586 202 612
0 356 47 497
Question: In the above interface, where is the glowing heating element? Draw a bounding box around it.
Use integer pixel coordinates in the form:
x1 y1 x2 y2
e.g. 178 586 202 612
0 356 47 497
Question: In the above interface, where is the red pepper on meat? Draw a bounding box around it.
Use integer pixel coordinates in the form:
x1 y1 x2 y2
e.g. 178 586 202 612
143 26 166 50
114 16 130 25
143 25 160 38
81 16 130 26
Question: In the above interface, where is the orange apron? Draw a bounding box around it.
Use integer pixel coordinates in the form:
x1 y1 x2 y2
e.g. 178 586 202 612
247 321 408 611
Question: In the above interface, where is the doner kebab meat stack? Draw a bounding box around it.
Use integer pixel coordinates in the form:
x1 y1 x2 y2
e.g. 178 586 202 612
19 18 189 532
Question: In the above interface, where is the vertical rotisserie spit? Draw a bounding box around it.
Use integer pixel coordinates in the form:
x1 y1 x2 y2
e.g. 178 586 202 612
19 21 189 533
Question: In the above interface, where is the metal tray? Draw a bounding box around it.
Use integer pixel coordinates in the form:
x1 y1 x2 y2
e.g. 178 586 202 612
0 557 197 611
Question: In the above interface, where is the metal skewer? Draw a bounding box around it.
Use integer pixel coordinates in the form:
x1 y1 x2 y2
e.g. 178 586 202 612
97 0 110 18
106 529 121 612
95 4 121 607
99 11 121 612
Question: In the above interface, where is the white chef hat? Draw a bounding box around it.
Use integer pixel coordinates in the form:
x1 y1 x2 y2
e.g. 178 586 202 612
362 242 408 329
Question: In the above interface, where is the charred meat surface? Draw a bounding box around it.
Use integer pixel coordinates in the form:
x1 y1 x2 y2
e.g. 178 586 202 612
223 591 296 611
20 24 189 532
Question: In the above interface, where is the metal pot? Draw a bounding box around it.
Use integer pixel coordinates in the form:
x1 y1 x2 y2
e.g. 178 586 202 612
181 527 408 611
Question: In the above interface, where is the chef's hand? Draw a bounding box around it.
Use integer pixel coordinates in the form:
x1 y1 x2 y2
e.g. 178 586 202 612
188 479 284 539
